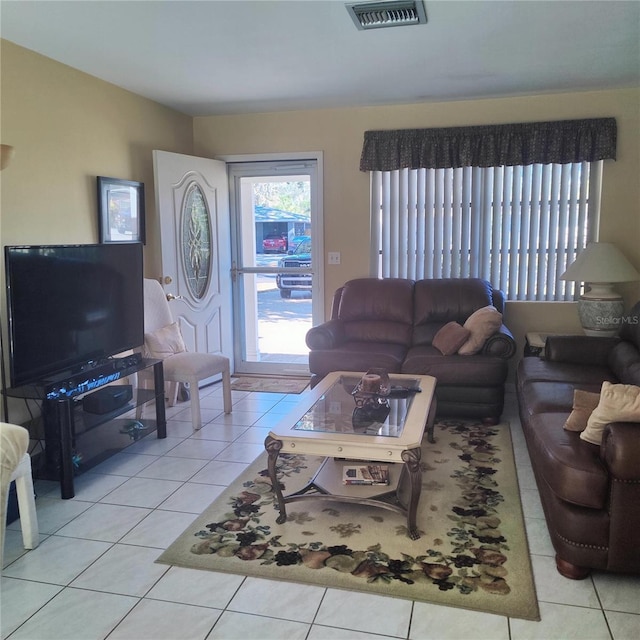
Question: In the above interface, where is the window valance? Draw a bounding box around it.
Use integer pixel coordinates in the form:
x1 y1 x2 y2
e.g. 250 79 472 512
359 118 617 171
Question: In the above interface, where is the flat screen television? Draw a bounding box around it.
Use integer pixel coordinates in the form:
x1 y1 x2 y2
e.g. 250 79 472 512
4 243 144 388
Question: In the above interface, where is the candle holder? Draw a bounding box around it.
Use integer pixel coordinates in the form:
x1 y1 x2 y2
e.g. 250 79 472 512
351 369 391 430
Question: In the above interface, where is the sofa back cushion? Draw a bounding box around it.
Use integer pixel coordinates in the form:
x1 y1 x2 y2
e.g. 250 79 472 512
338 278 415 346
412 278 496 347
620 301 640 346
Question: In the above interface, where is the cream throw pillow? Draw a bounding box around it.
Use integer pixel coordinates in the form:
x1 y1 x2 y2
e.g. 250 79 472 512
580 381 640 445
458 305 503 355
143 322 186 359
563 389 601 432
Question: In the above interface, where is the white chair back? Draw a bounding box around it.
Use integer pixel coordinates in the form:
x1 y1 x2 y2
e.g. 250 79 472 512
143 279 174 334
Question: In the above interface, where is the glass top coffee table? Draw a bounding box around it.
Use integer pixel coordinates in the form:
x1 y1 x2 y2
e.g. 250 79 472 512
264 371 437 539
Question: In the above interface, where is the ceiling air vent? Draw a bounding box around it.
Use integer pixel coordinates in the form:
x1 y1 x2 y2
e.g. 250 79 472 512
346 1 427 30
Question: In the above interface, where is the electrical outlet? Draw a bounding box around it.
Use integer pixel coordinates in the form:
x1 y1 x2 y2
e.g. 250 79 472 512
328 251 341 265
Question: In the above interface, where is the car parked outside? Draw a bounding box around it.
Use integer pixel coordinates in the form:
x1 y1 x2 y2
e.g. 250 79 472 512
262 233 288 253
276 237 312 298
291 235 310 248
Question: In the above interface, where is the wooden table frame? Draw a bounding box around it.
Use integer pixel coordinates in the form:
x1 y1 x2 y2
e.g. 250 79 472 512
264 371 437 539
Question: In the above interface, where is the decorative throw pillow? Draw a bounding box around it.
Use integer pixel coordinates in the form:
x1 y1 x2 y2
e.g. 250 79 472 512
580 381 640 445
143 322 186 359
563 389 601 431
433 321 471 356
458 305 503 355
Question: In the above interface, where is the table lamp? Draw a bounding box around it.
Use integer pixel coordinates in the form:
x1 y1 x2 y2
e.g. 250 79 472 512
560 242 640 337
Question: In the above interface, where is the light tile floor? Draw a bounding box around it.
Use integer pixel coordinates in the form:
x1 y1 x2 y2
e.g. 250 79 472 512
2 385 640 640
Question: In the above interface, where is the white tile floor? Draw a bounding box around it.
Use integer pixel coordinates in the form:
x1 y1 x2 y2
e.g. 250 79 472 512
2 385 640 640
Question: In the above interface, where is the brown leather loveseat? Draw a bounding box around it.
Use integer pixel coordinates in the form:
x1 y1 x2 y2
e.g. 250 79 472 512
516 303 640 578
306 277 516 423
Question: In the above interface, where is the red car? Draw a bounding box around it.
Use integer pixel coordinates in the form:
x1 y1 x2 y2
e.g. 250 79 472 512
262 234 288 253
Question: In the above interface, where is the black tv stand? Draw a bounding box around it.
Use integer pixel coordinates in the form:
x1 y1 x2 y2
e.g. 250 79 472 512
42 353 144 399
5 357 166 499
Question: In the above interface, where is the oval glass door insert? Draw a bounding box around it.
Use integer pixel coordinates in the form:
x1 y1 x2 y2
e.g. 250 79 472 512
181 183 212 299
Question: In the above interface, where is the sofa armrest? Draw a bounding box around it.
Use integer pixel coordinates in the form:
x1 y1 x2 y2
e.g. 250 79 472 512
545 336 619 366
305 320 345 350
600 422 640 481
482 325 517 359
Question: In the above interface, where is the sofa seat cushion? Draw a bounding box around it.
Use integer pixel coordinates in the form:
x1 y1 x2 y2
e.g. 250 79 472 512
524 412 609 509
308 342 406 378
517 357 617 386
517 381 602 417
402 346 507 385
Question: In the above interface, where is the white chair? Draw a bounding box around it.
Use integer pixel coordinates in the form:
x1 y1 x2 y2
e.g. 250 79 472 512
1 422 39 568
138 279 232 430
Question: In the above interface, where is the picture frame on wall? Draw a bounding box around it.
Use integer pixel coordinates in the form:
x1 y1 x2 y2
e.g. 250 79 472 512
97 176 145 244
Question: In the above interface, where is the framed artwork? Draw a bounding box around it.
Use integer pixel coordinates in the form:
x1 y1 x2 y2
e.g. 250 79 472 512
97 176 145 244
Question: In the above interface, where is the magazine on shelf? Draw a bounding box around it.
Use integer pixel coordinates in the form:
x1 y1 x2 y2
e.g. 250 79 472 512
342 464 390 485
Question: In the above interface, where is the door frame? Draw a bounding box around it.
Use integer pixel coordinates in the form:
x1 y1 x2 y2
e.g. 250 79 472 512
219 151 324 376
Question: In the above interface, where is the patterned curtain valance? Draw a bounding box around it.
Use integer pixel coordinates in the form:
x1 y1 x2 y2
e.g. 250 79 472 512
359 118 617 171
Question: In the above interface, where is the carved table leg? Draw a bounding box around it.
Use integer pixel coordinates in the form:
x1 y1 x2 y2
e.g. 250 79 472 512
401 446 422 540
426 397 437 444
265 435 287 524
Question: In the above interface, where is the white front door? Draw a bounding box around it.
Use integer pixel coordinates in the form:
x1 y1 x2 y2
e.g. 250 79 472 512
152 150 233 372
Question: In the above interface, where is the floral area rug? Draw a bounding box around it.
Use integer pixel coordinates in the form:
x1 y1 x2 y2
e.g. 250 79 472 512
230 377 310 394
157 419 539 621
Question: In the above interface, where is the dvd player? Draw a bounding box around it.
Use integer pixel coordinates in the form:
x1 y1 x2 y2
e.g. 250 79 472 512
44 354 144 399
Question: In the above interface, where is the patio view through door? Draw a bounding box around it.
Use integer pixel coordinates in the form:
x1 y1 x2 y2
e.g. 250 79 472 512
227 155 323 377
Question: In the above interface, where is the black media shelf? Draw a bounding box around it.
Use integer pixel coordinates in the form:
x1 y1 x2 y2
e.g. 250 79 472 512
5 357 166 499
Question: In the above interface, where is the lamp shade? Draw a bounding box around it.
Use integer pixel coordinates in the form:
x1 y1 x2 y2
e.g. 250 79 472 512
560 242 640 283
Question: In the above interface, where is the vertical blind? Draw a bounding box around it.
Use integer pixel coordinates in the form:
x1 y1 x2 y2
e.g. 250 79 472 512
370 161 602 301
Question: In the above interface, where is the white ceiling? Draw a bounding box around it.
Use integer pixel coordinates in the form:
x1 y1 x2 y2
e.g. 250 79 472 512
1 0 639 117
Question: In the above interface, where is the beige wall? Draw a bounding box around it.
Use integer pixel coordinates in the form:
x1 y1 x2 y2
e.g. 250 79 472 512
1 39 639 391
0 40 194 272
0 40 193 420
193 88 640 368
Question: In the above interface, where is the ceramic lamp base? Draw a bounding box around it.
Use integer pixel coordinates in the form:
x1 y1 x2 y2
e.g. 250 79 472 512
578 296 624 337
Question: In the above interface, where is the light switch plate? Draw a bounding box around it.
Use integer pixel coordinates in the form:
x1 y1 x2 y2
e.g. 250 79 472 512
328 252 341 265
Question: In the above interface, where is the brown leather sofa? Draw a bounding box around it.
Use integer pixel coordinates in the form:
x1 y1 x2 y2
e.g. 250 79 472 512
305 277 516 423
516 303 640 578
